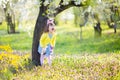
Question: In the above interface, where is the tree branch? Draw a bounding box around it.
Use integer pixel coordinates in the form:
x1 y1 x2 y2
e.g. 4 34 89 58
54 0 85 16
59 0 64 5
39 0 48 15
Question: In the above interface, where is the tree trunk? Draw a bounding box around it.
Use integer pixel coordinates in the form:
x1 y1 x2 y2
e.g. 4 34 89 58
113 23 117 33
107 20 113 28
6 13 16 34
0 22 2 25
107 21 117 33
9 24 15 33
32 5 48 66
80 26 82 40
94 22 102 37
10 11 16 33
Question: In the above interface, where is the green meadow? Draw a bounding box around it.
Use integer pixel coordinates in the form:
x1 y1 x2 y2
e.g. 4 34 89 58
0 22 120 54
0 22 120 80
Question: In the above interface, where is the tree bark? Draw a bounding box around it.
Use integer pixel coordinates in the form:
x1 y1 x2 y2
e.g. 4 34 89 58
9 24 15 33
107 15 117 33
2 1 16 34
32 14 48 65
94 22 102 37
6 13 15 33
32 1 48 65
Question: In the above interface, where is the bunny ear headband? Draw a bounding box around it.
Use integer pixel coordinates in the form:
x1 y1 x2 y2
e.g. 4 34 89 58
47 18 54 26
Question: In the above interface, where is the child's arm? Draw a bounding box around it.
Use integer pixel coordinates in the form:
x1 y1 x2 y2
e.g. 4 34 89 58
40 33 47 54
40 33 47 48
51 34 56 48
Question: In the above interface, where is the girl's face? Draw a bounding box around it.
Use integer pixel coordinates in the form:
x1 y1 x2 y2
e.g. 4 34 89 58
48 24 55 33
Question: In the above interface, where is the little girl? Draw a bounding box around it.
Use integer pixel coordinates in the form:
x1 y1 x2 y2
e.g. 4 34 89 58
38 18 56 66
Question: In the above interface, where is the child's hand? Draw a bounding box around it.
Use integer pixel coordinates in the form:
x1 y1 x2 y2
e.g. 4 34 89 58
41 52 44 55
50 49 53 55
41 48 46 54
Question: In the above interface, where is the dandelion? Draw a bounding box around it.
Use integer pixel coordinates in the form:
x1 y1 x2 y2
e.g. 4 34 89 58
0 45 13 53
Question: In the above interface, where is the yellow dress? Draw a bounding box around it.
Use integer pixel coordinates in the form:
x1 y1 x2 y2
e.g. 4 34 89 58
40 32 56 48
38 32 56 56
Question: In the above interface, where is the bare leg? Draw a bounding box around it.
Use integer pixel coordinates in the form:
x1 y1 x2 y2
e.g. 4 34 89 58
47 55 52 66
40 54 44 66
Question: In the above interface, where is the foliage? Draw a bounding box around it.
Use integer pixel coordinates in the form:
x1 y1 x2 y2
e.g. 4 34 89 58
72 0 120 30
0 45 32 80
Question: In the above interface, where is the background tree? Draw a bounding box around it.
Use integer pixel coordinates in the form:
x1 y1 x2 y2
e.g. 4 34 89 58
72 0 120 37
1 0 17 33
102 0 120 33
73 6 89 40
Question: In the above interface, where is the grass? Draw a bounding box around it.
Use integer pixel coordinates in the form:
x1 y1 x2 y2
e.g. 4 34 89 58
0 22 32 52
0 22 120 54
0 52 120 80
0 32 32 52
55 24 120 54
15 54 120 80
0 22 120 80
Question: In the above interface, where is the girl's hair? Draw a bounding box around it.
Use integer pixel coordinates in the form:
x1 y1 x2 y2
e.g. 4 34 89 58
44 18 55 32
44 23 54 32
